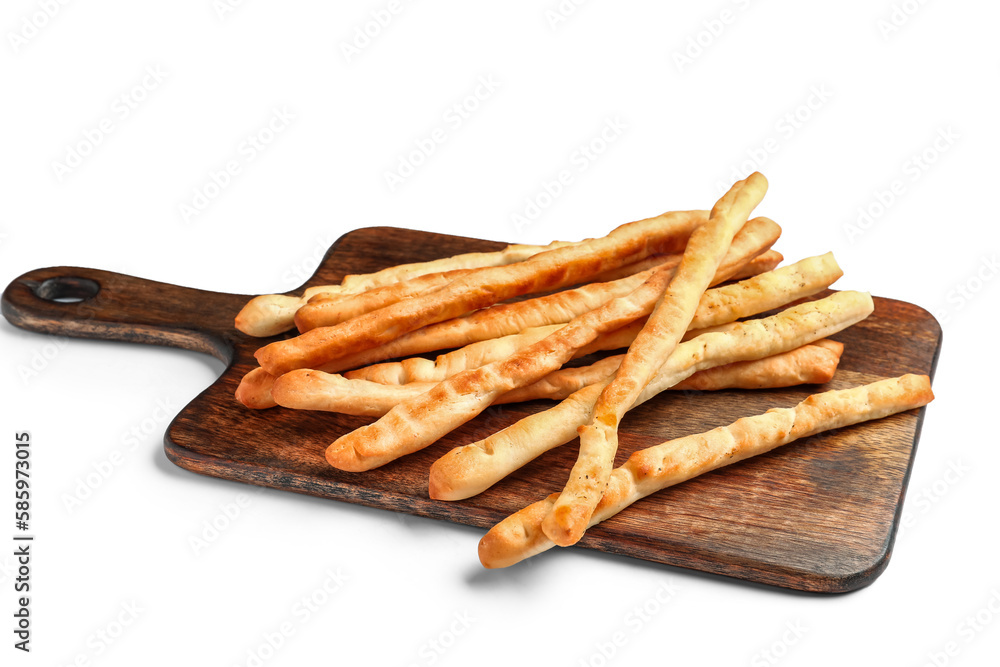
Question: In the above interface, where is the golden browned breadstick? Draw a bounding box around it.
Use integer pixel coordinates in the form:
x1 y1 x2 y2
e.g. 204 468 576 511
428 291 871 501
239 321 632 410
296 251 705 333
322 218 790 473
338 240 581 291
478 374 934 568
499 339 843 403
688 251 841 330
668 339 842 390
324 265 683 471
234 367 280 409
344 324 565 385
341 247 821 386
233 239 581 337
238 251 837 409
297 215 779 375
543 172 769 547
726 249 782 280
271 341 841 418
255 210 709 375
295 268 475 332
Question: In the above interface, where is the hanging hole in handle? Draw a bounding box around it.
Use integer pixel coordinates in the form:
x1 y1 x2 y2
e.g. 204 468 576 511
33 277 101 303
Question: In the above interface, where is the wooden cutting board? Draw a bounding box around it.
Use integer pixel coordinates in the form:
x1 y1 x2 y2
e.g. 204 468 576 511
1 227 941 593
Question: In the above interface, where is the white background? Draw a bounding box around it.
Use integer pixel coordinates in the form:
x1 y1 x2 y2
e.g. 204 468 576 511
1 1 997 665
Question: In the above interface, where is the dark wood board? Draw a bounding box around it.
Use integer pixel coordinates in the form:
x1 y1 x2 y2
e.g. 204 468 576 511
1 227 942 593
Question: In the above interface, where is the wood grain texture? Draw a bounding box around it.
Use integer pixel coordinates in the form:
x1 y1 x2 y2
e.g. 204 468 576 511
0 226 942 592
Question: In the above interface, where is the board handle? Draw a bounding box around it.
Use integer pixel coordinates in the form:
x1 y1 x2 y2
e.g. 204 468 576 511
2 266 249 364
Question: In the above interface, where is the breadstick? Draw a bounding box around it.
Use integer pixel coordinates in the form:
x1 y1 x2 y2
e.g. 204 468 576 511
667 339 843 391
347 250 836 386
255 210 709 375
272 341 841 417
689 251 840 330
295 268 475 332
238 251 837 408
234 367 280 409
323 221 790 473
345 324 565 385
498 340 842 404
237 249 843 409
428 290 871 501
238 321 629 410
296 251 704 333
324 265 682 471
587 254 681 283
234 239 581 337
302 215 779 374
544 172 769 547
726 249 782 281
478 374 934 568
339 240 580 291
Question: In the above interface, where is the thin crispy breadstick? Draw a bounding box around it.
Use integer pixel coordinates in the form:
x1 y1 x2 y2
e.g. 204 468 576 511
345 324 565 385
302 216 779 374
478 374 934 568
237 251 837 408
271 341 842 418
234 367 279 409
297 252 701 333
237 321 633 410
587 254 681 283
344 250 834 386
544 172 769 546
499 340 843 403
295 268 475 332
668 339 842 391
234 239 581 337
255 211 709 375
727 249 782 281
322 227 788 473
324 265 683 471
428 291 871 501
689 252 841 330
338 240 580 290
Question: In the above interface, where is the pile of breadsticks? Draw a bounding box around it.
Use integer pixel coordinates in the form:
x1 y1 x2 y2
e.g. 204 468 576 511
234 172 934 568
